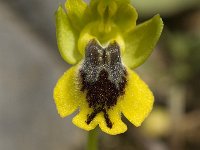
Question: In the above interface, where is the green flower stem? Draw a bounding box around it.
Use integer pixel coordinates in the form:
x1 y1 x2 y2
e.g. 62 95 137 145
87 128 99 150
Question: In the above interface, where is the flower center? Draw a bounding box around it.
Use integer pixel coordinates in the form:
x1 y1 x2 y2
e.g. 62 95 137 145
79 39 127 128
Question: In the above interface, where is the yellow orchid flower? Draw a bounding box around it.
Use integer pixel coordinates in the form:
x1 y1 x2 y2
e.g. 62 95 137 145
54 0 163 135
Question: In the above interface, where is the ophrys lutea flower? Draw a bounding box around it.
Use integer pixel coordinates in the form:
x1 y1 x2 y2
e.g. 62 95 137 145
54 0 163 135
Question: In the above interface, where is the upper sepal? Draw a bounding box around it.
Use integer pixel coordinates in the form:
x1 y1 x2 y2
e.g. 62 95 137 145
122 14 164 68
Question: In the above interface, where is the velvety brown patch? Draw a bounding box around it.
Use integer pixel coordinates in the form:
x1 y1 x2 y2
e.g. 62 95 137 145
79 40 127 128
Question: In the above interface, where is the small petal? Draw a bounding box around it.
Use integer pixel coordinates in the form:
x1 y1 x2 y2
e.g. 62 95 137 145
114 3 138 33
119 68 154 127
65 0 87 31
56 6 82 64
122 14 164 68
53 65 80 117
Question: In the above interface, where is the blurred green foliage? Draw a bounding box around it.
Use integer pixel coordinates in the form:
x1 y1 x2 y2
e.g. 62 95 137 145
131 0 200 17
167 32 200 82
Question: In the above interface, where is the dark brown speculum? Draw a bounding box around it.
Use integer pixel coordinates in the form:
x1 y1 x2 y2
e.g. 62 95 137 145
79 40 127 128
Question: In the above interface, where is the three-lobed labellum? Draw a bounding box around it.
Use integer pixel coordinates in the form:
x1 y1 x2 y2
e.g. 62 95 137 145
79 39 127 128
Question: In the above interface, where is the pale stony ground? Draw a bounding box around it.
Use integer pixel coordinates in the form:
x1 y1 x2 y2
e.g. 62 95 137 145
0 1 86 150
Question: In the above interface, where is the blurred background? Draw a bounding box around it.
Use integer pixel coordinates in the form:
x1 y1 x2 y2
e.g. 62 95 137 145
0 0 199 150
